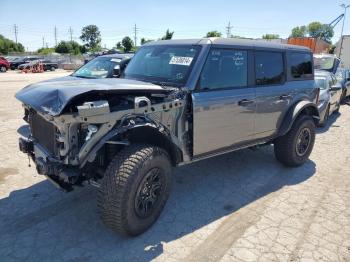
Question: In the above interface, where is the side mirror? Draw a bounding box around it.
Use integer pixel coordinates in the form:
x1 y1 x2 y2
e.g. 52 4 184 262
330 85 342 91
112 65 121 77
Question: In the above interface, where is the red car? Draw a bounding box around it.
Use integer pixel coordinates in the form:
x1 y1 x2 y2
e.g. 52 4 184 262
0 57 10 72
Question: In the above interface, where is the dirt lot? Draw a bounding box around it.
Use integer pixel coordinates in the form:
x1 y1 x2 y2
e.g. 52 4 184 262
0 70 350 262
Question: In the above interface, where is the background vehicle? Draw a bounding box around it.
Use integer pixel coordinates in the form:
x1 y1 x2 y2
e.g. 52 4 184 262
335 68 350 101
73 53 133 78
0 56 10 72
10 57 43 70
16 38 319 236
18 60 59 71
313 54 340 74
315 70 342 126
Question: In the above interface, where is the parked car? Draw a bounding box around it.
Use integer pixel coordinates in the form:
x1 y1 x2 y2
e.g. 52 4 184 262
335 68 350 101
313 54 340 74
73 53 133 78
0 56 10 72
10 57 43 70
315 70 342 126
18 60 58 71
16 38 319 236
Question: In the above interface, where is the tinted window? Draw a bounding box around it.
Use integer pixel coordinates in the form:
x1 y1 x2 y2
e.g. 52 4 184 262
290 53 313 79
255 51 284 85
200 49 248 90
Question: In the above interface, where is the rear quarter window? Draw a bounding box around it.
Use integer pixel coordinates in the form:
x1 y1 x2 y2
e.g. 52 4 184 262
288 52 313 80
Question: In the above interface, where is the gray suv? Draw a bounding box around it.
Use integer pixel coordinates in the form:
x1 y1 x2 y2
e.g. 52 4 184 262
16 38 319 236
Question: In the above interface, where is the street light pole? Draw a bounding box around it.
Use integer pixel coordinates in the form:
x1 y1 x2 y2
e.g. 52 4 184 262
339 3 350 59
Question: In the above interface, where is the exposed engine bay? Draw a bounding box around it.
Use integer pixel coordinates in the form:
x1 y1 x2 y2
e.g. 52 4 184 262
18 86 191 190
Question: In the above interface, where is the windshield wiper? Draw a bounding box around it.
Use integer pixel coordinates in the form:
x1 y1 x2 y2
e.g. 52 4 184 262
72 75 95 79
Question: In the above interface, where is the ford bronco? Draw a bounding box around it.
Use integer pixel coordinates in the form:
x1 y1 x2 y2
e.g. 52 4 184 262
16 38 319 236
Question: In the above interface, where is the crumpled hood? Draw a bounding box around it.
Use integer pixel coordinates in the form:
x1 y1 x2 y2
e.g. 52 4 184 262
15 76 167 116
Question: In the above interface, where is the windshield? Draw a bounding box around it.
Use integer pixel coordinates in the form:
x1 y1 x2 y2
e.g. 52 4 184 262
72 57 121 79
315 77 327 90
314 56 335 71
124 45 201 86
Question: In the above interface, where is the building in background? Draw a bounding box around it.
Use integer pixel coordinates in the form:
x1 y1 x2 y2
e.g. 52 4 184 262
287 37 331 54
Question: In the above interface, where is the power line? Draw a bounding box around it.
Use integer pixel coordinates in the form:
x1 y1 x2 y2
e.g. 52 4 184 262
133 24 139 46
13 24 18 43
54 26 58 46
225 21 233 38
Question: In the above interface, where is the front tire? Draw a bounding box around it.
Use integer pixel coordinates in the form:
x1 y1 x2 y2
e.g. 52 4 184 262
274 115 315 167
98 144 172 236
0 66 6 72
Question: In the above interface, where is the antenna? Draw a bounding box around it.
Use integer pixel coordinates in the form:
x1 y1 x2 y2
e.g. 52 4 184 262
54 26 58 46
13 24 18 44
133 24 139 46
69 27 73 42
225 22 233 38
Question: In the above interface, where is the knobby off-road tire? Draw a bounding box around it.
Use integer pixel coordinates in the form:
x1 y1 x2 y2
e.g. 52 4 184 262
98 144 172 236
274 115 315 167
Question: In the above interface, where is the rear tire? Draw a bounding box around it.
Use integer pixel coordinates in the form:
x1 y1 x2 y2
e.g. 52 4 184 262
50 66 56 71
0 66 6 72
274 115 315 167
98 144 172 236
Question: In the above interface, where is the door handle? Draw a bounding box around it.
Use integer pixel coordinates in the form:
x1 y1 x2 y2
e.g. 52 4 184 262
238 99 254 106
279 94 291 100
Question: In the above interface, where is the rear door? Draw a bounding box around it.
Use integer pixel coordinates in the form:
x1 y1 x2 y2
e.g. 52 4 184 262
254 51 290 138
192 48 256 156
254 51 313 139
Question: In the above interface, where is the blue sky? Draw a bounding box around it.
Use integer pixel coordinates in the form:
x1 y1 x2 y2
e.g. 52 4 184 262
0 0 349 51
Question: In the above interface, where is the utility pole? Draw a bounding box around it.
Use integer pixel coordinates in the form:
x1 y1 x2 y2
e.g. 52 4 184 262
339 3 350 59
54 26 58 46
42 37 45 48
133 24 139 46
13 24 18 44
68 27 73 42
225 21 233 38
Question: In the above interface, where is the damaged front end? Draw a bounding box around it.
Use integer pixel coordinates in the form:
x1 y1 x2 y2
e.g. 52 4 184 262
16 79 191 191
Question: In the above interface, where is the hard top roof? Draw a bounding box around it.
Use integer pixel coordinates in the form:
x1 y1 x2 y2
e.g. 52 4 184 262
145 38 311 52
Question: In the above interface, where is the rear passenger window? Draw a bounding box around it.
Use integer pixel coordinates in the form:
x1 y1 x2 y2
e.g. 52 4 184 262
255 51 284 86
289 53 313 79
200 49 248 90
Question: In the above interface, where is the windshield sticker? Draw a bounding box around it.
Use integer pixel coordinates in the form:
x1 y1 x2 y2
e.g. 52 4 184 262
169 56 193 66
111 58 122 62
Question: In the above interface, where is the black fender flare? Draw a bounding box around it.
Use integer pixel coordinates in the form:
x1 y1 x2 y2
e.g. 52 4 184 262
278 100 319 137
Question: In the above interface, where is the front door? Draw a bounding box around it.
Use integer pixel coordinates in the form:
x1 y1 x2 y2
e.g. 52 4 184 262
192 48 256 156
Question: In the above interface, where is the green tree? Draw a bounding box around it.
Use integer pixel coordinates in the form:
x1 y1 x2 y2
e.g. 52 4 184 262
140 38 153 45
161 29 174 40
206 31 222 37
121 36 134 52
291 26 307 37
115 42 122 50
0 34 25 54
37 47 55 55
262 34 280 40
55 40 85 54
80 25 102 51
308 22 334 42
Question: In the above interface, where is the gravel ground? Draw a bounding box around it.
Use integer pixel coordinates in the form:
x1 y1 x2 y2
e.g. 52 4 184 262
0 70 349 262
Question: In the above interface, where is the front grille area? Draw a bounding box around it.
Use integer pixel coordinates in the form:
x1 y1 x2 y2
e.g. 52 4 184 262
29 112 56 155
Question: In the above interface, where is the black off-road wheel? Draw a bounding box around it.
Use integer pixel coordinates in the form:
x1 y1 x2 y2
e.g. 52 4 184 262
98 144 172 236
274 115 315 167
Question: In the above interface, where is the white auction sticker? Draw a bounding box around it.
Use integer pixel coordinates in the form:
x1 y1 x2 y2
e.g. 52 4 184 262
111 58 122 62
169 56 193 66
